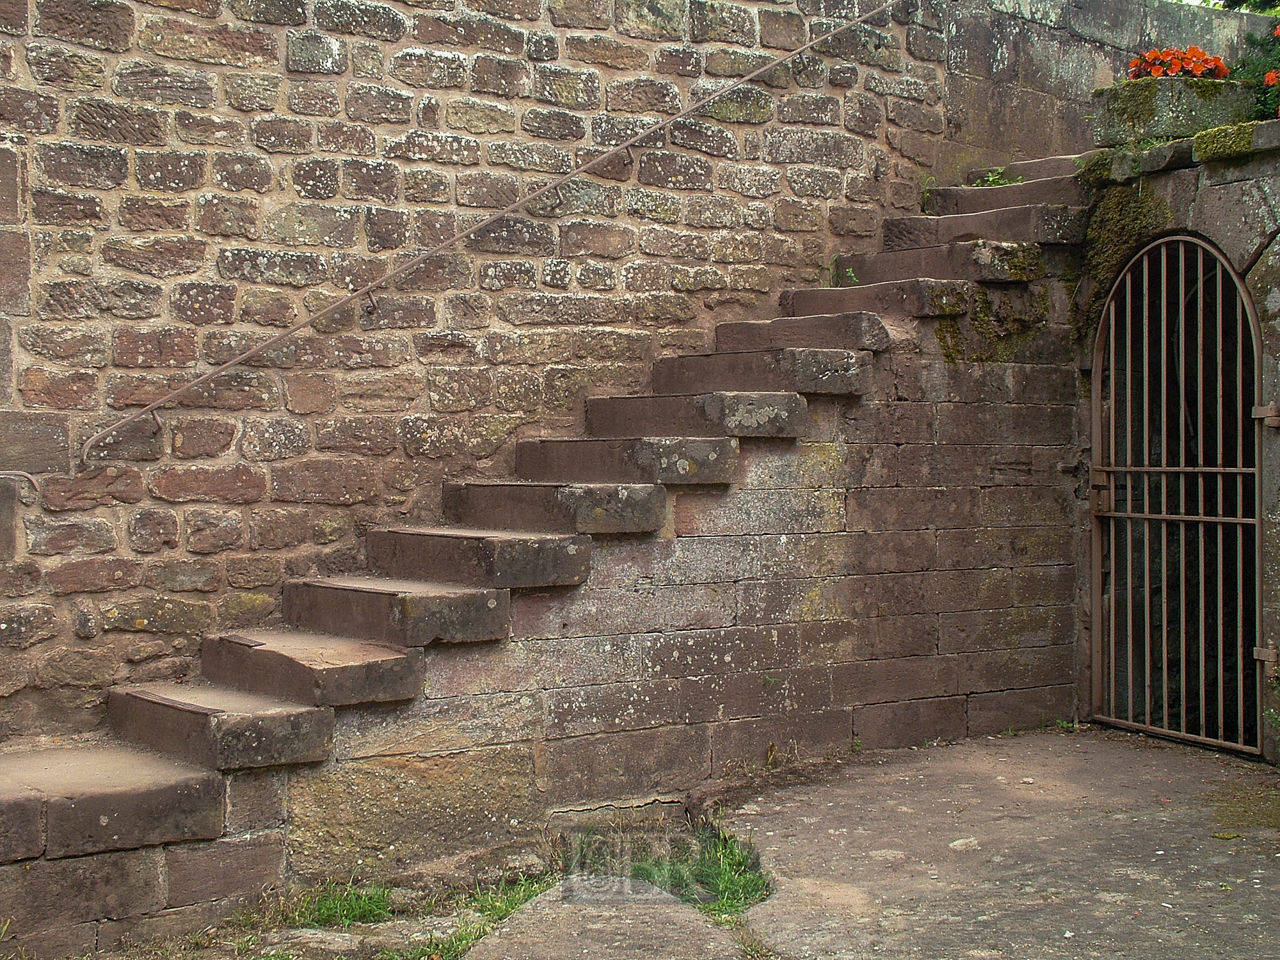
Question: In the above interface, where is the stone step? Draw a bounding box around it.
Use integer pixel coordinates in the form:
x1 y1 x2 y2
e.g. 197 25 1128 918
0 743 223 863
713 311 890 353
442 482 669 534
838 240 1080 287
928 175 1090 216
284 575 510 646
586 392 807 439
967 151 1099 183
651 349 872 396
367 526 592 588
781 279 972 320
108 682 334 771
201 629 425 706
883 204 1088 252
514 437 738 485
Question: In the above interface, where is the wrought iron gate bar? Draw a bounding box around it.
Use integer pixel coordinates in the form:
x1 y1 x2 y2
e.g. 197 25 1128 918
1091 236 1262 755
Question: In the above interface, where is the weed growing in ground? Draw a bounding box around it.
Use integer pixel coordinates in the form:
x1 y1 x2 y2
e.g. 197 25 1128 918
972 167 1024 188
276 879 394 929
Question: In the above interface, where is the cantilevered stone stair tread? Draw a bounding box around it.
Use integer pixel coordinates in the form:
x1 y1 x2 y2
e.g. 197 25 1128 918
514 437 739 485
442 481 668 534
367 526 592 588
650 348 873 396
0 744 223 861
969 152 1100 183
202 629 426 706
837 240 1068 287
284 575 510 646
714 311 890 352
882 204 1088 251
586 392 808 439
927 175 1090 216
108 681 334 771
782 279 974 319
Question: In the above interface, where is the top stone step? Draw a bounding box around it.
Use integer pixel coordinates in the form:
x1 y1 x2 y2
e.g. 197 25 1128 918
927 176 1090 217
966 152 1101 183
882 205 1088 252
714 312 890 353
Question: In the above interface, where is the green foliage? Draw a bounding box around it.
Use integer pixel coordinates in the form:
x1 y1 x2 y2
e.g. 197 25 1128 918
920 175 937 212
821 255 858 288
280 880 394 929
1228 21 1280 121
971 166 1024 188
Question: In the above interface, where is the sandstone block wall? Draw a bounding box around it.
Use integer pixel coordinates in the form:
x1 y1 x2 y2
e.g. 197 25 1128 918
0 0 1269 876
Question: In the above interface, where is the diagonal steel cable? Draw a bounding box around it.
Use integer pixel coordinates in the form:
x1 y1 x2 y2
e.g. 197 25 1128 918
81 2 899 464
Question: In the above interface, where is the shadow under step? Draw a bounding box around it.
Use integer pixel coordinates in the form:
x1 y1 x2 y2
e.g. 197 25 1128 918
442 482 668 535
586 392 807 439
782 279 972 320
514 437 738 485
284 575 510 645
883 204 1088 252
651 349 872 396
0 743 223 863
108 681 334 771
202 628 425 706
928 175 1090 216
368 527 592 588
714 311 890 353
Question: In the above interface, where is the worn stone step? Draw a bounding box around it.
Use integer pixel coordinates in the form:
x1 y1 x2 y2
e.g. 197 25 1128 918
586 392 807 439
202 629 425 706
967 152 1099 183
0 743 223 863
367 526 592 588
108 682 334 771
781 279 973 320
651 349 872 396
514 437 738 485
928 175 1090 216
442 482 668 534
714 311 890 353
883 205 1088 251
284 575 510 646
838 241 1081 287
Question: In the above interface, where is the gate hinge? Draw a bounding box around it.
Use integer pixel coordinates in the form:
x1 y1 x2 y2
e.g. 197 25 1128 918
1251 403 1280 428
1254 646 1278 663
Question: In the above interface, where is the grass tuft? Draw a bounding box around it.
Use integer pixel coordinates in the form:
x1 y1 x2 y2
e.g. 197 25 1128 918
275 879 394 929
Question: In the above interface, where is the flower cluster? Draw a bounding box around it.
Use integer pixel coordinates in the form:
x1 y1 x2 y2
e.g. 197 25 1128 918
1128 46 1230 80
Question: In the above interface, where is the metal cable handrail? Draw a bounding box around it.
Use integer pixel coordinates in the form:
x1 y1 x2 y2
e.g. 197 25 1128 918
80 2 899 464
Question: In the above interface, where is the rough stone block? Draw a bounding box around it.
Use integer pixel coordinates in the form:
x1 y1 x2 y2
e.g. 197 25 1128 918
710 710 852 770
0 847 164 932
853 696 966 749
543 725 710 803
0 774 44 863
0 411 70 474
967 684 1075 736
166 832 285 907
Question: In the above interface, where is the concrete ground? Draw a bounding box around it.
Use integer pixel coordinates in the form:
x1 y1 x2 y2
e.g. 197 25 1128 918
88 727 1280 960
471 727 1280 959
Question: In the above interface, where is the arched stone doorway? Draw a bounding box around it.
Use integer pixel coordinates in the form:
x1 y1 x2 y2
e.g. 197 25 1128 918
1091 236 1264 753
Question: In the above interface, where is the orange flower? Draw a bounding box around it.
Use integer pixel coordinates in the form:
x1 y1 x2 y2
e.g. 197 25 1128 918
1266 69 1280 86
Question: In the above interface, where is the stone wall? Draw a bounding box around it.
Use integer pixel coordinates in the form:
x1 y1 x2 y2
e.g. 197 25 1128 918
0 0 1271 886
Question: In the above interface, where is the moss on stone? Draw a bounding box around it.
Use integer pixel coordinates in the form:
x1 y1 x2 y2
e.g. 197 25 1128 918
1193 121 1259 162
1101 77 1159 126
1078 183 1172 340
1186 77 1228 102
933 287 1049 365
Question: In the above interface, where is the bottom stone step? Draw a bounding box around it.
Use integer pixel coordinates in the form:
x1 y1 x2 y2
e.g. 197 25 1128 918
586 392 807 439
108 682 334 771
442 482 669 534
0 743 223 862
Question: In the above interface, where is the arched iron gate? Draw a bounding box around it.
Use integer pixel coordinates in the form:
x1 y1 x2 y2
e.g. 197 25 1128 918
1091 236 1264 753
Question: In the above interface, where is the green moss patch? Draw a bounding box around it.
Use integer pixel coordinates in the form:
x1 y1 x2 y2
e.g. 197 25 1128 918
1194 121 1260 163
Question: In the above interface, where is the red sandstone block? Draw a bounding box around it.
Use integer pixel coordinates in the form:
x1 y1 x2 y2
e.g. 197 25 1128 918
0 773 44 863
957 645 1075 694
545 679 682 738
846 487 978 532
709 710 852 771
853 696 967 749
797 616 940 666
542 725 711 804
99 900 245 954
680 672 770 723
832 656 961 707
166 832 285 907
647 624 799 679
938 605 1073 654
225 769 287 832
800 531 939 576
967 684 1076 736
0 846 164 931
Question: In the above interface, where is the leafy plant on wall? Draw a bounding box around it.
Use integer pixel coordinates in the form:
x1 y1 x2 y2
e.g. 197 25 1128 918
1230 22 1280 119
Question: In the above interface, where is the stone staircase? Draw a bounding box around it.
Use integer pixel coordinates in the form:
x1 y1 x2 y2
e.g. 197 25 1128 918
0 153 1093 956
